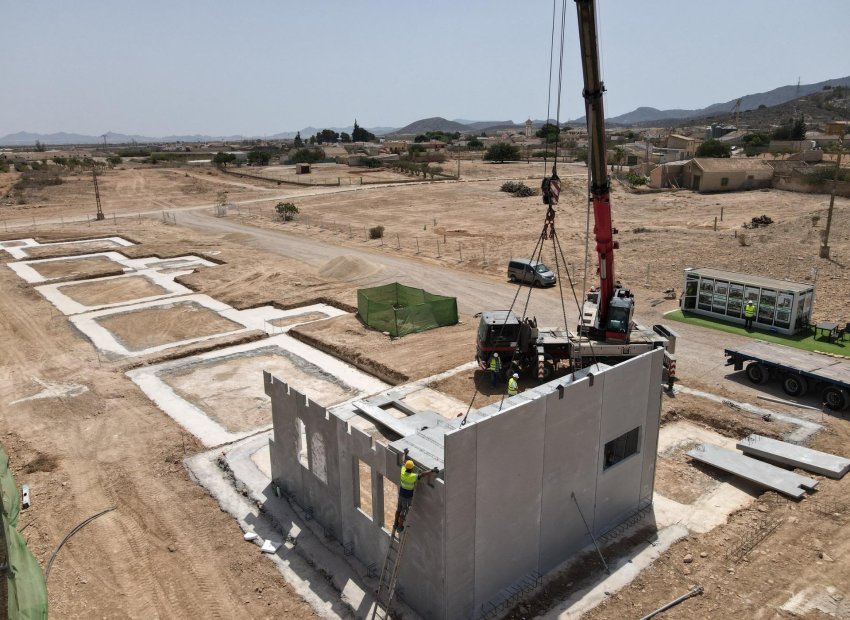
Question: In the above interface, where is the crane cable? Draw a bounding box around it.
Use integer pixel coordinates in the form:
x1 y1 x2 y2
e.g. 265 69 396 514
461 0 583 424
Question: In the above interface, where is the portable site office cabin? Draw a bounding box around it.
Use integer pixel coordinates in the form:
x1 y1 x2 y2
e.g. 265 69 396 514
682 268 814 335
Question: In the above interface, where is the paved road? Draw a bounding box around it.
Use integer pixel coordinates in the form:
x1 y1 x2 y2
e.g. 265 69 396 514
178 210 576 326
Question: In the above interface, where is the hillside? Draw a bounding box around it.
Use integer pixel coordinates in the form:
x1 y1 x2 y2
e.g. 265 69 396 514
569 75 850 126
636 85 850 130
390 117 471 135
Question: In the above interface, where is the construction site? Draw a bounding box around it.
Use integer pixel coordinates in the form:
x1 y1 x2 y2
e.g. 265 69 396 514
3 2 850 620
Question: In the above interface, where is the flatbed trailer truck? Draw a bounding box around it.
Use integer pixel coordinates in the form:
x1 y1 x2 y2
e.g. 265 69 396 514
725 339 850 410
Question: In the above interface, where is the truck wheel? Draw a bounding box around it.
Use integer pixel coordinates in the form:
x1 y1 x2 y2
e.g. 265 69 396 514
782 375 808 397
746 362 770 385
823 386 850 411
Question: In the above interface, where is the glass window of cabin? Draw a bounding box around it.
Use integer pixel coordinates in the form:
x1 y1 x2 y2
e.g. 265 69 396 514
727 283 744 317
698 278 714 311
712 280 729 313
758 289 777 324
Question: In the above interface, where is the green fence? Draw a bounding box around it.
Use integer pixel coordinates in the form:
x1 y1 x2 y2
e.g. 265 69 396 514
1 447 48 620
357 282 458 337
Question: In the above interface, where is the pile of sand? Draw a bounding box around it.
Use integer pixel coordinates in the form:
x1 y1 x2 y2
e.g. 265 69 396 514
318 254 383 281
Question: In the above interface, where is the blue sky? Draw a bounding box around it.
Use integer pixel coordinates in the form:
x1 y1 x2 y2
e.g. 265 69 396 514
1 0 848 136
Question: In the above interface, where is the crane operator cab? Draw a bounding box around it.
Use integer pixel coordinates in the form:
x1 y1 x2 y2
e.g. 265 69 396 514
580 285 635 341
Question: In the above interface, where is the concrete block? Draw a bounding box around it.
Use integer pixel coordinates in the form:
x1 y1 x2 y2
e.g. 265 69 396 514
688 443 818 499
737 434 850 479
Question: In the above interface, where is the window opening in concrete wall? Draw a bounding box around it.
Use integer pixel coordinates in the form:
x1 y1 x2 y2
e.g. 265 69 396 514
381 475 398 531
295 418 309 469
604 426 640 470
356 458 373 519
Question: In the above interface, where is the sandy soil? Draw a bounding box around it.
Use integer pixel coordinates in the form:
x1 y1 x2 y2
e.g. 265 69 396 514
30 255 123 279
95 301 243 351
290 314 476 384
4 162 850 619
21 238 126 259
60 275 168 306
0 232 317 617
161 348 355 433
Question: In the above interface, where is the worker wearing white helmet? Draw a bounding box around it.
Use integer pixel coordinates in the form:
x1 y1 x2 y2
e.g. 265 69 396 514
507 372 519 396
488 352 502 386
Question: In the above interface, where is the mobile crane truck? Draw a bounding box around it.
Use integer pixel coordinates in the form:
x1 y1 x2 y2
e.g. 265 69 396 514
476 0 676 382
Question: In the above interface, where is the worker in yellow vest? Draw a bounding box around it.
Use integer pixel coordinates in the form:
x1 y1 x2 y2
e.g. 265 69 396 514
744 300 756 330
394 460 437 531
507 372 519 396
488 352 502 386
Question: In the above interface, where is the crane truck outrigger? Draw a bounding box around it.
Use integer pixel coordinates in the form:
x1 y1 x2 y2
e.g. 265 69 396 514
476 0 676 382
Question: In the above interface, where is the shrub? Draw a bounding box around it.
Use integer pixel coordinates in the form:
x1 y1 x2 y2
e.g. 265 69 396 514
626 171 647 186
275 201 299 221
369 225 385 239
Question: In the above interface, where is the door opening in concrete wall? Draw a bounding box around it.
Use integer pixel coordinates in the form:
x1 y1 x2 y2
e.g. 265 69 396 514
295 418 309 468
604 426 641 470
381 474 398 531
356 458 373 520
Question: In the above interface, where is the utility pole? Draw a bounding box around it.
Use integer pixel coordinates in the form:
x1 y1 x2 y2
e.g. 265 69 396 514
820 128 845 259
93 169 105 221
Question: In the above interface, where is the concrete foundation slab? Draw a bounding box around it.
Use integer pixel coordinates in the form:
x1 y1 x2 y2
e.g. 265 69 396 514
737 434 850 479
36 269 194 314
0 236 134 260
687 443 818 499
128 326 387 447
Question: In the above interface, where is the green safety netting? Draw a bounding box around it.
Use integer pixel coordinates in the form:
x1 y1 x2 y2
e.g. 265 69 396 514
1 447 48 620
358 282 458 337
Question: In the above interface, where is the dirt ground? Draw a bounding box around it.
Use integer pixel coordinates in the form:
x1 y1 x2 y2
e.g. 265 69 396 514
161 348 355 433
3 160 850 618
29 255 123 280
60 274 168 306
95 301 244 351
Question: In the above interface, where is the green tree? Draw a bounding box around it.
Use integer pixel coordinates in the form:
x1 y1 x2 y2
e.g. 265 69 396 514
213 152 237 167
316 129 340 144
484 142 520 163
695 139 731 158
293 132 303 147
290 148 325 164
247 149 271 166
352 120 375 142
275 201 299 221
535 122 560 142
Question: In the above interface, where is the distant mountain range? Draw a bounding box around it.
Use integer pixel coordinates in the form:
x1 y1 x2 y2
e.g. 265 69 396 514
569 75 850 126
3 74 848 147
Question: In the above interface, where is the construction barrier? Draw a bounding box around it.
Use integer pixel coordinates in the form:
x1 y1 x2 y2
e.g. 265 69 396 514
0 446 48 619
357 282 458 337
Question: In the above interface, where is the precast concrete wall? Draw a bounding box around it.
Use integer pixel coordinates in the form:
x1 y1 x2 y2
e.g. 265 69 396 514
443 350 663 619
265 372 446 619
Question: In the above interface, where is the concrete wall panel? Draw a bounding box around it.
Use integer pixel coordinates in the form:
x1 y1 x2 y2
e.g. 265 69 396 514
539 375 604 572
640 350 664 504
444 425 478 619
473 396 546 608
595 353 652 533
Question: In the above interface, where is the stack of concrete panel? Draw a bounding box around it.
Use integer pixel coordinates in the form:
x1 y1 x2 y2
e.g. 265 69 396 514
687 443 818 499
737 434 850 479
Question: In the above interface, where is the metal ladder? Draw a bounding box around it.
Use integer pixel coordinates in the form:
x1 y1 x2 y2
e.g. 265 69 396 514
370 518 409 620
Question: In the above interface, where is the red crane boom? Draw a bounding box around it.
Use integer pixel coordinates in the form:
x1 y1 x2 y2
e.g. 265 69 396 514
575 0 633 341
